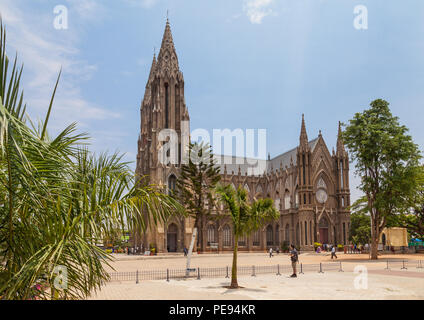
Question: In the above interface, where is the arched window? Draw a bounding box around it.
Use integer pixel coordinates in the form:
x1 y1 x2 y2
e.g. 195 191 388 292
285 224 290 242
310 221 313 245
275 224 280 245
266 225 274 246
274 198 280 210
168 174 177 196
223 225 232 247
304 221 307 245
253 230 260 246
295 189 299 207
243 183 250 193
255 185 263 199
343 222 346 245
296 223 300 247
284 190 291 209
165 83 169 128
238 234 247 247
207 224 217 246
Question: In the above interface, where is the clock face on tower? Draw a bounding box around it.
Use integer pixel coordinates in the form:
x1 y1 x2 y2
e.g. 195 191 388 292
316 188 328 204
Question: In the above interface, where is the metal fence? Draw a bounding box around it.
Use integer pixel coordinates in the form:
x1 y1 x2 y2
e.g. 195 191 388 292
384 259 424 270
108 260 424 283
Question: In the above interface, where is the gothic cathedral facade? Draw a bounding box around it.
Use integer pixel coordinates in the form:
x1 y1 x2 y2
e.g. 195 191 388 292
135 21 351 253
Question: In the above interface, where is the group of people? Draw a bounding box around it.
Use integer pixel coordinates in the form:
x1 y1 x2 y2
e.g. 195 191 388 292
315 244 338 259
348 243 367 253
268 247 280 257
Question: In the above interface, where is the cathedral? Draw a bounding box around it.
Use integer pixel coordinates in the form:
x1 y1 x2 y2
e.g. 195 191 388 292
135 20 351 253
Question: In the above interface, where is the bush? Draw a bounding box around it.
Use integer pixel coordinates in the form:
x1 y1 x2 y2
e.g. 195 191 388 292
281 241 289 252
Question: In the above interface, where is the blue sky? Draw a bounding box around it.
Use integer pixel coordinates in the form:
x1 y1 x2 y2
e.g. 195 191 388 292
1 0 424 202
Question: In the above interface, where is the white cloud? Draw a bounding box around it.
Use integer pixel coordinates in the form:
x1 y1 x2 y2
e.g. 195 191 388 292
124 0 160 9
0 0 118 131
243 0 274 24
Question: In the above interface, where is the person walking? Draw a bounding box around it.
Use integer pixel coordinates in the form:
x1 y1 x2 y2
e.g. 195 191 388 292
289 244 298 278
269 247 273 258
183 247 188 256
331 245 338 259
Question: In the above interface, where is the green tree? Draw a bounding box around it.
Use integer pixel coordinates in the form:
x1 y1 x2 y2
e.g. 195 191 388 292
342 99 422 259
215 184 278 288
398 170 424 240
176 142 221 252
0 22 183 299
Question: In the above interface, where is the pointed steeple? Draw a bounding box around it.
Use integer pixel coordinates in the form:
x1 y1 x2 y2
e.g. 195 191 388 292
155 18 180 76
147 53 156 84
142 53 157 108
299 114 309 149
336 121 346 156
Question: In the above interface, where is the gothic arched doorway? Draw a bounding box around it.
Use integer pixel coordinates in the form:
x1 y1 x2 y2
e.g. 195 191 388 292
266 225 274 246
318 217 329 244
167 223 178 252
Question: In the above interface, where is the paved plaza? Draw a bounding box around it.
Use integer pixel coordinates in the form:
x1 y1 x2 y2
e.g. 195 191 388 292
88 252 424 300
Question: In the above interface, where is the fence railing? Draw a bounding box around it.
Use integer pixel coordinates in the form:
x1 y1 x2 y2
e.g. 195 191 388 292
108 260 423 283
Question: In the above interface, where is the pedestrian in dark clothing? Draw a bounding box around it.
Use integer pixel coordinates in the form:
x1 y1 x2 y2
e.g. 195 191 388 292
183 247 188 256
289 244 298 278
331 246 338 259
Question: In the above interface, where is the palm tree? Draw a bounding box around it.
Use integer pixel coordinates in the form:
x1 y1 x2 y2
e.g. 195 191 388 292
0 21 184 300
215 184 279 288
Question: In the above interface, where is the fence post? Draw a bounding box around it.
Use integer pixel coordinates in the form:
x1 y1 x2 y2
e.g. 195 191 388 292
136 270 139 284
167 269 169 282
339 261 344 272
226 266 229 278
299 263 304 274
319 263 324 273
197 267 201 280
276 264 281 276
401 260 407 270
252 265 256 277
385 260 390 270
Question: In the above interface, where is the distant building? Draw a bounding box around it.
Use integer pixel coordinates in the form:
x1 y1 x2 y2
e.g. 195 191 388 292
379 227 408 249
134 20 351 253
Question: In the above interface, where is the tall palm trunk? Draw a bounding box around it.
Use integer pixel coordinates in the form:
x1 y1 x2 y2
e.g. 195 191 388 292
231 234 239 288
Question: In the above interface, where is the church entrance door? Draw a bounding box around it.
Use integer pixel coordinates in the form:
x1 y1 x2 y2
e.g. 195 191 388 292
319 228 328 244
167 223 178 252
318 217 329 244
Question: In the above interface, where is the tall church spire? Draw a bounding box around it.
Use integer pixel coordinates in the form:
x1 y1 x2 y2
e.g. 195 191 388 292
155 19 180 76
299 114 309 149
336 121 346 156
